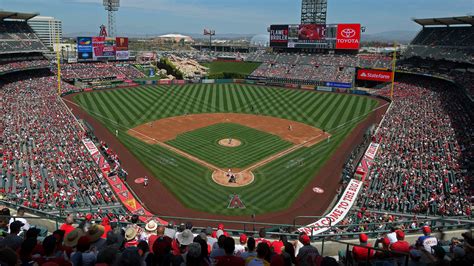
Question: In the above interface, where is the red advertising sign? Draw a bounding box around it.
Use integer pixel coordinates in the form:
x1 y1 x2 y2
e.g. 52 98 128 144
115 37 129 51
336 24 361 50
357 69 393 82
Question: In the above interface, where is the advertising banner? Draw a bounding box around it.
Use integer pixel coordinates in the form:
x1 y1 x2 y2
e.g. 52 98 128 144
298 179 363 235
77 37 93 61
81 138 167 225
365 142 380 161
317 86 333 92
270 25 289 47
115 37 129 51
326 82 352 89
357 69 393 82
116 51 130 60
336 24 361 50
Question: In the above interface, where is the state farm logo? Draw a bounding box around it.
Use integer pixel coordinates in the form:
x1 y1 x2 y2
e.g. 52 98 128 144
360 72 367 77
341 28 356 38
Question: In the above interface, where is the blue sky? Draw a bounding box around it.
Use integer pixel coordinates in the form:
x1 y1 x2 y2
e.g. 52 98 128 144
1 0 472 35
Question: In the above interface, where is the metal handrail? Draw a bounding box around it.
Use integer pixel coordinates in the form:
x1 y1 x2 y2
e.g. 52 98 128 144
331 239 410 266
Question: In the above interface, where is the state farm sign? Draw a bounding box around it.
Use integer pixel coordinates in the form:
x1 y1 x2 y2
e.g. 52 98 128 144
357 69 393 82
336 24 361 50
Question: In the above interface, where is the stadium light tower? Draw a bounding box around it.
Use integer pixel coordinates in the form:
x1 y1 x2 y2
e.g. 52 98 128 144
103 0 120 37
301 0 327 25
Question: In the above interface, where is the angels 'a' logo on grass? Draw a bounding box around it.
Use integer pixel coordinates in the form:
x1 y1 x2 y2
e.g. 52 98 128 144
228 194 246 209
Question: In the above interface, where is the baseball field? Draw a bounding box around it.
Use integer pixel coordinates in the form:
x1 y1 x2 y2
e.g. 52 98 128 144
72 84 380 216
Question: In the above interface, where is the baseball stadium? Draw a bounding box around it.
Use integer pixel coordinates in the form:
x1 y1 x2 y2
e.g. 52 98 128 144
0 0 472 264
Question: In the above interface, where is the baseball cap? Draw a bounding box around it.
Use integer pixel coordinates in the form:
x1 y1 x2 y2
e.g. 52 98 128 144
396 230 405 240
300 234 311 245
217 223 225 230
359 233 368 243
382 237 390 246
239 234 247 244
422 226 431 234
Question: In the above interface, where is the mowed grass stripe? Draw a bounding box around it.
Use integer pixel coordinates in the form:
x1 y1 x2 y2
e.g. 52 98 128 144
74 84 380 215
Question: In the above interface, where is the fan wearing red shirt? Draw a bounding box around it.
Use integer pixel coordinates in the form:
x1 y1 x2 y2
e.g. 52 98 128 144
390 230 410 255
352 234 375 262
255 228 271 247
215 237 245 266
59 215 75 237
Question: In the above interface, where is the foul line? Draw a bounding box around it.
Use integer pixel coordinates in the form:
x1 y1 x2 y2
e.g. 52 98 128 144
63 97 389 176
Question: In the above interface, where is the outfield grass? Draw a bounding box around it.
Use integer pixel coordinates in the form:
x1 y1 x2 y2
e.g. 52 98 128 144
203 61 261 75
73 84 378 215
167 123 292 168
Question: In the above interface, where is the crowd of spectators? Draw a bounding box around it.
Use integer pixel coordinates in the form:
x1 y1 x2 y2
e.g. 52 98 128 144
0 72 122 213
450 70 474 100
52 63 145 80
250 63 355 84
0 59 50 74
247 52 392 69
0 209 472 266
0 21 47 53
248 53 393 84
402 46 474 64
356 76 472 216
404 26 474 64
411 26 474 47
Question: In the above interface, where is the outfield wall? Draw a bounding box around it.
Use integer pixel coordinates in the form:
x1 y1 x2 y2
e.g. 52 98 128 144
131 78 373 96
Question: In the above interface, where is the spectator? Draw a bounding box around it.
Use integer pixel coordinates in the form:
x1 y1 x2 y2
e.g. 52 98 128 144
351 233 375 262
390 230 410 255
235 233 247 256
240 237 257 261
117 246 142 266
141 220 158 243
0 247 18 266
9 207 30 234
101 217 112 239
417 226 438 253
255 228 271 247
87 224 106 251
124 227 139 248
210 235 226 260
296 233 320 266
60 215 76 237
215 237 245 266
270 235 285 255
246 242 271 266
34 235 71 265
71 235 97 266
0 220 24 251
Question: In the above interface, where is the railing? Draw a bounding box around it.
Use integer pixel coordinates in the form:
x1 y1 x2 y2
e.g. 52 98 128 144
332 239 410 266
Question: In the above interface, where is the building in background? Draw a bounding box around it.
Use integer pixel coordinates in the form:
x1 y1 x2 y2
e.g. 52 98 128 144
27 16 62 49
301 0 327 25
153 34 194 44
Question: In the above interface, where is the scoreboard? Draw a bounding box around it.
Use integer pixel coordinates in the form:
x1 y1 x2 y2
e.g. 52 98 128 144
270 24 361 50
77 36 130 61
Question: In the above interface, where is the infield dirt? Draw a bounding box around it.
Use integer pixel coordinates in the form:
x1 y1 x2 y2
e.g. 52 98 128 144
127 113 329 146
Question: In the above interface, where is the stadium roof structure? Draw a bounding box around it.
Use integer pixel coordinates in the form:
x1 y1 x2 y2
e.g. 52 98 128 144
413 16 474 26
0 11 39 21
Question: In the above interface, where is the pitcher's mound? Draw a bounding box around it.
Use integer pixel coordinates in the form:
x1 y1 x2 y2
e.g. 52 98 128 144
212 170 254 187
218 138 242 147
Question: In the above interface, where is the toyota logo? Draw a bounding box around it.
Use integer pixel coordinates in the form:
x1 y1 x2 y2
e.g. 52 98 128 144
341 28 356 38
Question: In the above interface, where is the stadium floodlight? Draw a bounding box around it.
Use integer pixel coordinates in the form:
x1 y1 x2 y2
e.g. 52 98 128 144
103 0 120 37
301 0 327 25
204 29 216 51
